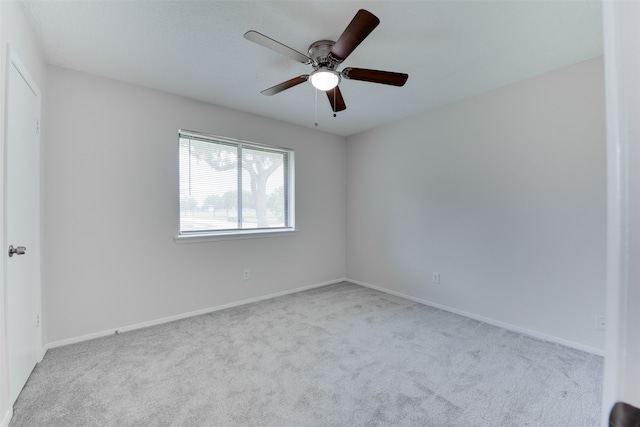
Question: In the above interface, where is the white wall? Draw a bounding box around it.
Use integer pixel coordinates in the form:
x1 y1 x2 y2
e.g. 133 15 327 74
0 2 47 425
43 67 346 344
346 57 606 352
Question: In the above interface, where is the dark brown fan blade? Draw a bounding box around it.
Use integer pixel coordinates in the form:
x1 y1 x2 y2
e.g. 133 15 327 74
330 9 380 62
261 75 309 96
342 68 408 86
325 86 346 112
244 30 312 64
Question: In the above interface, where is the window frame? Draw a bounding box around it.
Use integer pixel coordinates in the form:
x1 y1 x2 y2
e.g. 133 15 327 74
175 129 296 243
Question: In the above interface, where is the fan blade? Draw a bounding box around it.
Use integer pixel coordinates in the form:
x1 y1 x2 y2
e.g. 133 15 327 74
261 75 309 96
244 30 312 64
325 86 346 112
342 68 408 86
330 9 380 62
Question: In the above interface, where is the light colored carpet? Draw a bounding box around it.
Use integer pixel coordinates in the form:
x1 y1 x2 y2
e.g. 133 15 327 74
10 282 602 426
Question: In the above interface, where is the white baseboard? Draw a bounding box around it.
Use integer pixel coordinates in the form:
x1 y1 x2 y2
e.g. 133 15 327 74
1 408 12 427
348 278 604 356
45 278 346 351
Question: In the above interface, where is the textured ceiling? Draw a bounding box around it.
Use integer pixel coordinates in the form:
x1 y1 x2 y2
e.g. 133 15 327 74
21 1 603 137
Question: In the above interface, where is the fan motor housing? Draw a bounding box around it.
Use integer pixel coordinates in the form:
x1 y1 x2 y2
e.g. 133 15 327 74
308 40 339 70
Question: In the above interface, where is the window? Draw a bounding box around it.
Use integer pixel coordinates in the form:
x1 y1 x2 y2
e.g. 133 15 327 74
177 130 294 241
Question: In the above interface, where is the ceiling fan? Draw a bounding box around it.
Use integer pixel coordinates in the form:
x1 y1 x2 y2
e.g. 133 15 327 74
244 9 409 114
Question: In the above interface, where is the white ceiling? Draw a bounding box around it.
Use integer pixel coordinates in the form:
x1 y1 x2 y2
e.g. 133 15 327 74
21 1 603 137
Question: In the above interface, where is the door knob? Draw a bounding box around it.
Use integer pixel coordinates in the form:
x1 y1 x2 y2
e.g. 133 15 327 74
8 245 26 257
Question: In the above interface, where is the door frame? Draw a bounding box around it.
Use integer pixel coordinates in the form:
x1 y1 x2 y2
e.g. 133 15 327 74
1 44 43 404
601 1 640 424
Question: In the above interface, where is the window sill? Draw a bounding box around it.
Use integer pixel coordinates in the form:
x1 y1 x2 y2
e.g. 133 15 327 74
174 228 297 244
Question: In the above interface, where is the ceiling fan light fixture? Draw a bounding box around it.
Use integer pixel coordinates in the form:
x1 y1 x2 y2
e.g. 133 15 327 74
310 69 341 91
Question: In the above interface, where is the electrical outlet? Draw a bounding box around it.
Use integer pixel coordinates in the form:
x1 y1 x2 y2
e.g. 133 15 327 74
595 315 606 331
35 313 40 328
243 269 250 281
432 272 440 284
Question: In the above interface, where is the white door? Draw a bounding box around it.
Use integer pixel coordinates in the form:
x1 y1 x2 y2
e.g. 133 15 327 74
6 49 41 404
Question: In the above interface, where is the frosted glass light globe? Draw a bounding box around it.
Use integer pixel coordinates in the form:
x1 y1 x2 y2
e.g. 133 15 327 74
310 69 340 91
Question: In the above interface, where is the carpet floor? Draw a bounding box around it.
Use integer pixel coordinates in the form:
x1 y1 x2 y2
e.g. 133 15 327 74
10 282 603 426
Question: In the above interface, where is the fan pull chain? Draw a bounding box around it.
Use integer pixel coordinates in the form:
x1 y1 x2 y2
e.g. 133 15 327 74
333 88 337 118
314 88 318 127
